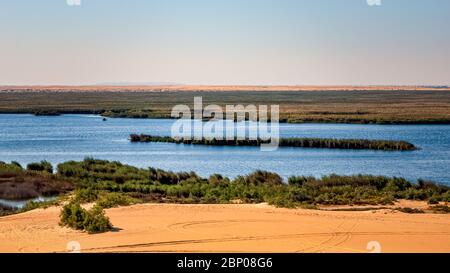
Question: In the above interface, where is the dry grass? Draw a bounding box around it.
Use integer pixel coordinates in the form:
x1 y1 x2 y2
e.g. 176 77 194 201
0 88 450 124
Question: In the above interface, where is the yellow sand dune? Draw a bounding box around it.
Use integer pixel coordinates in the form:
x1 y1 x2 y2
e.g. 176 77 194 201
1 203 449 253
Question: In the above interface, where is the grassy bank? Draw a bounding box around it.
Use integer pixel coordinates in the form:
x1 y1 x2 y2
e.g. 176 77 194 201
130 134 417 151
1 158 449 211
2 158 449 231
1 90 450 124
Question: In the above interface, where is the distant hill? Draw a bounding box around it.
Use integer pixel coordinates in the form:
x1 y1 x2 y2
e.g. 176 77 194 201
92 82 184 86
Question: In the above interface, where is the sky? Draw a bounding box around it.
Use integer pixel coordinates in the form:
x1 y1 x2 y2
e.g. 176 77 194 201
0 0 449 86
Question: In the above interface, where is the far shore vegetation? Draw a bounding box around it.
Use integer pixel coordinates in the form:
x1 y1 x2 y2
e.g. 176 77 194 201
33 110 61 116
1 90 450 124
130 134 417 151
1 158 449 230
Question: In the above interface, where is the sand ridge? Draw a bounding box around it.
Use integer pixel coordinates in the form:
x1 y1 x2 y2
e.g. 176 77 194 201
0 203 449 253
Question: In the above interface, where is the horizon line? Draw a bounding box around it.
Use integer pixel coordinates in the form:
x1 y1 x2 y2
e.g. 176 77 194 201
1 84 450 92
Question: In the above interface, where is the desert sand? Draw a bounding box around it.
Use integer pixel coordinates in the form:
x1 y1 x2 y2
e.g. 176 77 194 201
1 85 449 92
1 202 449 253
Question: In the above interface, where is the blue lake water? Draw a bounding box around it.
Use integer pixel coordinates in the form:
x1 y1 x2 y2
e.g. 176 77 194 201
0 114 449 184
0 196 55 209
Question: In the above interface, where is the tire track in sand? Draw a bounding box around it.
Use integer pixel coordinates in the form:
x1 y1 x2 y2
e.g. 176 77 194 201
81 218 450 252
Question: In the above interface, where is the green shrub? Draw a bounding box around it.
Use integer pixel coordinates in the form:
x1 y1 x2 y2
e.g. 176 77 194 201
59 202 112 233
288 187 312 202
60 202 87 230
403 188 429 200
83 205 113 233
244 171 283 186
57 161 86 178
384 178 411 192
27 161 53 173
288 176 313 186
267 196 297 208
0 162 24 178
73 188 99 203
11 161 23 169
97 192 140 208
395 207 425 214
428 197 440 205
208 174 230 186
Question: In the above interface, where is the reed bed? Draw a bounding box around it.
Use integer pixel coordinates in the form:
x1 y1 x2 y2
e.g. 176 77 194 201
130 134 417 151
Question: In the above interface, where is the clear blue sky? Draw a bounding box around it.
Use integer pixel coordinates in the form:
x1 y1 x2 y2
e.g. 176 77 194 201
1 0 449 85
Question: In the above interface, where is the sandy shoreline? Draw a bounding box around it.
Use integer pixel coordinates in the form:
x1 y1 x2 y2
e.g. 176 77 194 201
1 202 449 253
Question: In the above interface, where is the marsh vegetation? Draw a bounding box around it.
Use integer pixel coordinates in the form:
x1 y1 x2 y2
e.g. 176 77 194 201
130 134 417 151
2 158 449 232
0 161 73 200
2 158 449 209
1 90 450 124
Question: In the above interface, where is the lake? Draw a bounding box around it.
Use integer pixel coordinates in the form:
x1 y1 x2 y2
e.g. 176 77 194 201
0 196 55 210
0 114 449 184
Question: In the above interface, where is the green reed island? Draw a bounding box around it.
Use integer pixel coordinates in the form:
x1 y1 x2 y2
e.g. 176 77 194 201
130 134 417 151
